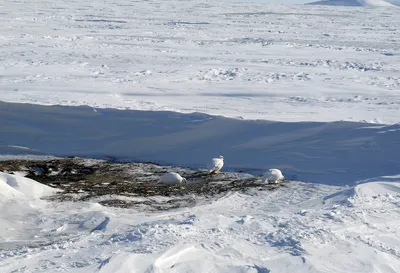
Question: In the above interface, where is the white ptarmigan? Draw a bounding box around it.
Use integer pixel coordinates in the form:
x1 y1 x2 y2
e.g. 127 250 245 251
159 172 187 185
208 155 224 174
262 169 285 184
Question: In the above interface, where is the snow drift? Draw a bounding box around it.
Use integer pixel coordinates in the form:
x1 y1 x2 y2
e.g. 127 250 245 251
2 176 399 273
307 0 397 7
323 174 400 206
0 172 58 200
1 101 400 185
0 172 59 245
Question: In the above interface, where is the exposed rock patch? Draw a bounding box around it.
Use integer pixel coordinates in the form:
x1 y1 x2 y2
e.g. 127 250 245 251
0 157 286 210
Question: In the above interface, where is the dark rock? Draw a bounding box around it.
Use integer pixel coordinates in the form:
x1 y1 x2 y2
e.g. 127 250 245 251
0 157 287 210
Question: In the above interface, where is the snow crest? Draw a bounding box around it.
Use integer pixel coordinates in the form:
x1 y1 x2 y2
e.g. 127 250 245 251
307 0 397 7
324 176 400 206
0 172 59 200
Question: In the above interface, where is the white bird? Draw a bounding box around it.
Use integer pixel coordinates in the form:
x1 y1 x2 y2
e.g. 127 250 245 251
208 155 224 174
158 172 187 185
262 169 285 184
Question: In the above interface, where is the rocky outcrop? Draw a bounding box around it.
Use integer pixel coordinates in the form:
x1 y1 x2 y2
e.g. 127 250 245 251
0 157 286 210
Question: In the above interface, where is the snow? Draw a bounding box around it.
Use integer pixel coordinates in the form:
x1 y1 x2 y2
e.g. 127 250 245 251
0 172 59 200
0 0 399 124
0 172 60 249
1 0 400 272
0 175 399 272
1 101 400 185
307 0 397 7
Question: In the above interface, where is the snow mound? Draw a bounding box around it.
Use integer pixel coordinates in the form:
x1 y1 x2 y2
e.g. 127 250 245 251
353 181 400 198
96 244 269 273
307 0 396 7
0 171 59 201
0 172 60 244
324 178 400 205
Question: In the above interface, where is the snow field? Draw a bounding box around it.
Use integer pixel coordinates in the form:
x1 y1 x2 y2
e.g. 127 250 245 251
1 0 400 271
0 0 399 123
0 172 399 272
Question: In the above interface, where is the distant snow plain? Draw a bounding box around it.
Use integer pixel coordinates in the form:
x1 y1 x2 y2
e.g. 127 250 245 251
0 0 399 272
0 0 399 123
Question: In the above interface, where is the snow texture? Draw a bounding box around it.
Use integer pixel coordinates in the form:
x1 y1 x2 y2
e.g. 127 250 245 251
1 101 400 185
307 0 397 6
0 172 59 249
0 174 399 273
0 171 59 200
1 0 400 272
0 0 399 124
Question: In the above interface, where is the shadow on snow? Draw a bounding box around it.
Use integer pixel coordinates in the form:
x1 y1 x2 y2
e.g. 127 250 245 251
1 101 399 186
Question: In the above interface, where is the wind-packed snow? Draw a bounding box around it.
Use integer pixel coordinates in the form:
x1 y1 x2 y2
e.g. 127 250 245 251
0 172 60 250
307 0 397 7
0 173 399 273
0 172 59 200
1 101 400 185
0 0 399 123
1 0 400 272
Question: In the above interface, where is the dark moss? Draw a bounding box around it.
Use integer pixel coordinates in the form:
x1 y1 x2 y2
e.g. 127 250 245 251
0 157 286 210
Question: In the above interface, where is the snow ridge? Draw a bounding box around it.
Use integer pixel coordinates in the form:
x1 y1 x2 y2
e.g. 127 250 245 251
307 0 397 7
0 172 59 200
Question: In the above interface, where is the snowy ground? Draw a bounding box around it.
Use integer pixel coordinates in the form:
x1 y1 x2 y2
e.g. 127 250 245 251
1 172 400 273
0 0 399 123
307 0 399 7
1 101 400 185
1 0 400 272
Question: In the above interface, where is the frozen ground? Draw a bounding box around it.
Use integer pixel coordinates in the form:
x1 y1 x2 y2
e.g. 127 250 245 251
1 172 400 273
0 0 399 123
1 0 400 272
1 102 400 273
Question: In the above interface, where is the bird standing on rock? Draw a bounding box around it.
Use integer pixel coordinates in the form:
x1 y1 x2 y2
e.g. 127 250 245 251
208 155 224 174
